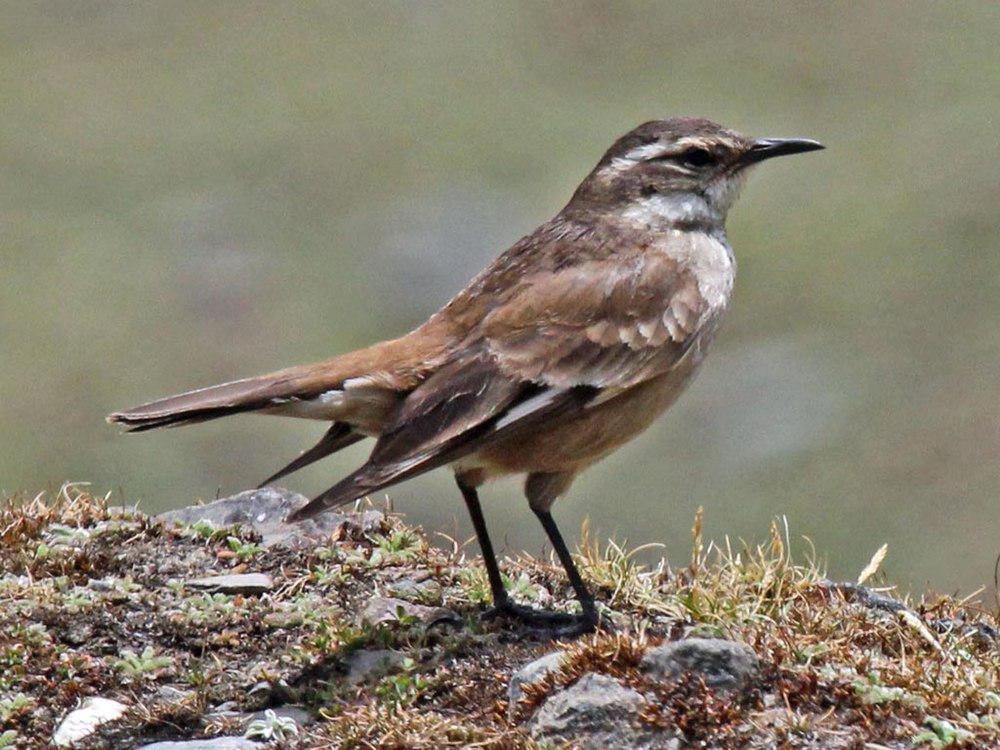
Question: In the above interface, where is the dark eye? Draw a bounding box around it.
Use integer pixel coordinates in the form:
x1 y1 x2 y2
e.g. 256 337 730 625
681 147 715 168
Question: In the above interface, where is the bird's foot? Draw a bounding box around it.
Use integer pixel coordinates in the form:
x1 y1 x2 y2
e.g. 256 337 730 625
482 600 603 637
482 600 578 626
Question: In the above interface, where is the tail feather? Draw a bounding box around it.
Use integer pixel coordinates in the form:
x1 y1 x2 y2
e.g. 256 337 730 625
107 335 434 433
107 367 328 432
256 423 364 488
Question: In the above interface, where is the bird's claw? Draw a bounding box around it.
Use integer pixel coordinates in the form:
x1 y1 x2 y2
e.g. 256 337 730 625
481 600 606 637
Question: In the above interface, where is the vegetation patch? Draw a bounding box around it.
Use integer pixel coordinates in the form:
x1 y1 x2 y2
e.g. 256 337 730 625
0 486 996 748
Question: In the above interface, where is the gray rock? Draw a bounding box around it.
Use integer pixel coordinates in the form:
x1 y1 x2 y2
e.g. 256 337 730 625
186 573 273 595
359 596 458 627
53 697 129 747
508 651 566 716
158 487 384 549
528 673 677 749
151 686 195 706
641 638 759 691
137 738 260 750
244 681 273 710
200 702 247 726
62 621 94 646
344 648 407 685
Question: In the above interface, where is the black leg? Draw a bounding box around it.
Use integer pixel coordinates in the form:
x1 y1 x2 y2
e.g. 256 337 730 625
456 477 509 608
456 477 578 629
533 509 599 632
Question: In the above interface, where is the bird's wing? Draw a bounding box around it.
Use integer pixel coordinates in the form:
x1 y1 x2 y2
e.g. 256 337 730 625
482 250 712 389
289 353 598 519
291 249 716 520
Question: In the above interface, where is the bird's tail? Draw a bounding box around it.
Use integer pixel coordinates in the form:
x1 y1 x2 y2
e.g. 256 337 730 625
106 316 453 435
106 366 327 432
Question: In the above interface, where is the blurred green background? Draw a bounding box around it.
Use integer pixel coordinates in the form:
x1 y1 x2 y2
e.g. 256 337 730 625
3 2 998 599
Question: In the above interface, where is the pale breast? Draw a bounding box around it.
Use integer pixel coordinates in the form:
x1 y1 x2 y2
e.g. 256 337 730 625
654 229 735 315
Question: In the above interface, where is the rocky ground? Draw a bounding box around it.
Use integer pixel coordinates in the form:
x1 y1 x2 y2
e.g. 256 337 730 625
0 486 996 748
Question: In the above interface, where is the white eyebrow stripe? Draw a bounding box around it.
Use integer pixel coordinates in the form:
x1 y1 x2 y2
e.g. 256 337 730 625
621 142 669 161
604 154 691 177
673 136 716 150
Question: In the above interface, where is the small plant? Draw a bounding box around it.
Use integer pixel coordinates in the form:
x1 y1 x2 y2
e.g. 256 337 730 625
179 593 236 625
186 518 222 540
244 708 299 741
304 616 366 656
458 567 492 605
851 673 925 707
368 530 424 566
17 623 50 648
184 518 241 543
44 523 91 548
313 545 342 562
374 659 429 706
112 577 142 595
458 569 538 605
225 535 263 561
0 693 33 721
113 646 174 677
506 572 540 602
54 651 95 681
62 589 94 612
913 717 974 748
313 565 350 587
0 730 18 749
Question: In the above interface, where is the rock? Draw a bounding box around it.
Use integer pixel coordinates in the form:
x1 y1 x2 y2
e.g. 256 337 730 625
244 681 272 710
344 648 407 685
151 686 195 706
641 638 759 691
528 673 676 749
186 573 273 595
199 701 248 727
359 596 458 627
158 487 384 549
62 621 94 646
53 697 129 747
385 577 443 604
243 679 295 710
137 738 260 750
508 651 566 716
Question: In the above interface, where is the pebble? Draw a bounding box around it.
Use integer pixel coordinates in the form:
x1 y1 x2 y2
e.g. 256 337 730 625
53 697 128 747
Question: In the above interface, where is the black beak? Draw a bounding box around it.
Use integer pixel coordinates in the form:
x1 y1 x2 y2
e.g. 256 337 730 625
739 137 824 167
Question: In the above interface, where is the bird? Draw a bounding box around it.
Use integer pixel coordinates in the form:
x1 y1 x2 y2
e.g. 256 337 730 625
109 117 823 635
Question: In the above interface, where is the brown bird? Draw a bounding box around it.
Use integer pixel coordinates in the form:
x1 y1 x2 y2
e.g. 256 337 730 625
109 118 822 634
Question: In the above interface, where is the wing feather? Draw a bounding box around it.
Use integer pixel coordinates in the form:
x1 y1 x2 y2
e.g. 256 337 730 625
292 235 723 520
482 252 710 389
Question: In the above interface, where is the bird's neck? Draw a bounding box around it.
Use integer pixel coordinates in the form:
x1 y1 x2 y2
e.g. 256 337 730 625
618 191 727 235
563 190 731 239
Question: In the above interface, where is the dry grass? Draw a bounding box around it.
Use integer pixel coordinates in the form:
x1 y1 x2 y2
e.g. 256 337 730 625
1 487 996 748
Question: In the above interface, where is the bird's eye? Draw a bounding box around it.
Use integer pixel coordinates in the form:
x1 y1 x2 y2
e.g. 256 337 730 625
680 147 715 168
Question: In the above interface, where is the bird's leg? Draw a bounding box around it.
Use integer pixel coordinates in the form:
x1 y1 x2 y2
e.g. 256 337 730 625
532 508 599 635
456 476 508 608
456 476 576 627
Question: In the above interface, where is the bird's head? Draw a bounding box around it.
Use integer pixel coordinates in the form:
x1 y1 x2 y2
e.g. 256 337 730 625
567 117 823 229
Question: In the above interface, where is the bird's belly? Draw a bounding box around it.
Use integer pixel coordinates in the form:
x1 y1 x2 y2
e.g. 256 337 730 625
463 341 707 480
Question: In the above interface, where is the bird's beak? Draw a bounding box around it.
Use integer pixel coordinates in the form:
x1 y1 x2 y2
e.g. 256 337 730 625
739 137 825 167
